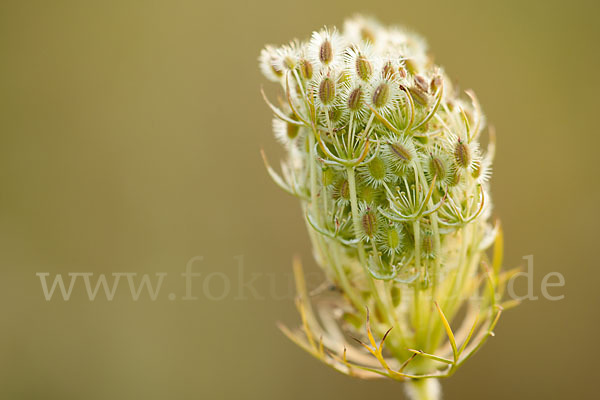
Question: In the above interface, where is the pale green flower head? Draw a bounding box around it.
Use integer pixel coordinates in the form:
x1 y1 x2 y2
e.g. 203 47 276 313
259 15 514 399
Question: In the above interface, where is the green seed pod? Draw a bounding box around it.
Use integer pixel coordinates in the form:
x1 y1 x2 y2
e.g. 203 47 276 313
471 159 483 179
447 168 462 187
273 114 301 145
328 107 344 124
389 143 412 162
367 157 386 181
429 155 446 180
372 82 391 108
423 148 454 187
286 123 299 140
320 40 333 64
356 55 372 81
299 59 313 80
340 180 349 199
409 85 428 106
387 229 401 250
378 222 404 256
319 77 336 105
359 154 392 188
361 209 378 239
347 87 363 111
359 185 380 204
333 178 351 204
385 138 417 174
285 114 300 140
454 139 471 169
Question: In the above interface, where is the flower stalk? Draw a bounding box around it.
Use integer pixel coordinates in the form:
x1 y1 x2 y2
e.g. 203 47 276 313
406 379 441 400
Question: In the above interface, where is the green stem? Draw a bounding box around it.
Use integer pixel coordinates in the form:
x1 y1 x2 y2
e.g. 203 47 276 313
412 220 422 345
308 132 318 219
405 379 441 400
346 166 390 326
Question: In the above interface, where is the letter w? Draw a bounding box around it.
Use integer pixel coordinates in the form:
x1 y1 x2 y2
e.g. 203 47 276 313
36 273 78 301
126 273 167 301
81 273 123 301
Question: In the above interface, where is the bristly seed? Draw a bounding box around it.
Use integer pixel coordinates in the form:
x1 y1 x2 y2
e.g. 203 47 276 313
299 59 313 80
368 157 386 180
361 210 378 238
454 139 471 168
389 143 412 162
347 87 363 111
320 40 333 64
356 55 372 81
372 82 390 108
319 77 336 105
429 155 446 180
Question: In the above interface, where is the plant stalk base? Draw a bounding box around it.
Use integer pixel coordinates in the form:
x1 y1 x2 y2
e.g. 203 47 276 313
404 379 441 400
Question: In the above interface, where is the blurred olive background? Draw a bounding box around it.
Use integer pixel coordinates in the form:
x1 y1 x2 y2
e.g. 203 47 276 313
0 0 598 399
